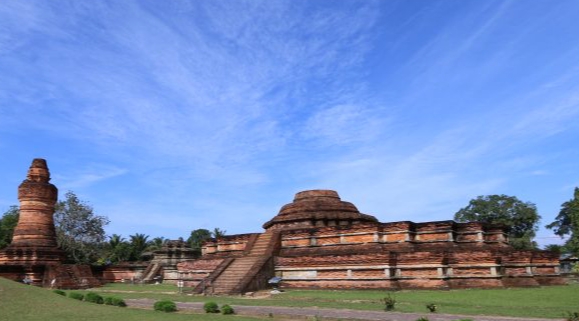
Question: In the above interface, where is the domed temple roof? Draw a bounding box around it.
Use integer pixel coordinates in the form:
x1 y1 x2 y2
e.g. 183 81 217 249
262 190 378 230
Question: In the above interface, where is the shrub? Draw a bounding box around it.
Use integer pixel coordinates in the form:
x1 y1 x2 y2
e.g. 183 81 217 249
204 301 219 313
221 304 234 315
381 293 396 311
426 303 437 312
567 312 579 321
416 318 429 321
104 296 127 307
53 289 66 296
84 292 104 304
154 300 177 312
68 292 84 301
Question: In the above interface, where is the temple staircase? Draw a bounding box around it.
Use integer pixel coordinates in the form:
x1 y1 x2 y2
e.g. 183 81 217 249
211 230 280 294
44 264 100 289
141 262 162 283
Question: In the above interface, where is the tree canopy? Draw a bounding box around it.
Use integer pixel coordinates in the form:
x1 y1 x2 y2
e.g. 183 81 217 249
0 206 19 249
546 187 579 255
454 194 540 250
187 228 212 257
54 191 109 264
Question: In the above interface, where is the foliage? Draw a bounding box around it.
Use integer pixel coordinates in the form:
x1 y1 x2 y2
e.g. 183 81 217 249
221 304 235 315
153 300 177 312
547 187 579 256
212 228 227 239
68 292 84 301
128 233 150 261
454 194 540 250
426 303 437 312
104 296 127 307
148 237 167 251
381 293 396 311
0 206 19 249
543 244 563 254
104 234 131 264
415 318 429 321
54 191 109 264
53 289 66 296
84 292 104 304
204 301 220 313
187 229 212 257
566 311 579 321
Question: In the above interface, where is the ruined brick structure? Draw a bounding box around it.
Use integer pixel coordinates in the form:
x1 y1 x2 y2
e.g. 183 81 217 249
177 190 563 294
1 160 562 292
0 159 99 288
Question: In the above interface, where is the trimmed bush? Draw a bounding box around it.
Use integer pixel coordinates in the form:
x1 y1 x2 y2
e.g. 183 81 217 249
415 318 429 321
154 300 177 313
68 292 84 301
84 292 104 304
204 301 219 313
426 303 437 312
104 296 127 307
381 294 396 311
53 289 66 296
221 304 234 315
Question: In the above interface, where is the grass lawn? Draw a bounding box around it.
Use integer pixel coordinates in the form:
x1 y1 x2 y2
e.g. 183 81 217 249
0 277 263 321
83 282 579 319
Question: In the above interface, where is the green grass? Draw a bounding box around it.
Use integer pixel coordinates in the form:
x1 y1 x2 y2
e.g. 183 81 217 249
0 277 262 321
83 283 579 319
3 277 578 319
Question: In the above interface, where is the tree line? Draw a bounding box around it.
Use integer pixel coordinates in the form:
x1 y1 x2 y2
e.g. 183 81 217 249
0 191 227 265
1 188 579 265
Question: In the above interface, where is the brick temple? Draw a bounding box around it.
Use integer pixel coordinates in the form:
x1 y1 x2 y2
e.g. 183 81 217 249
154 190 563 293
0 159 99 288
0 159 564 292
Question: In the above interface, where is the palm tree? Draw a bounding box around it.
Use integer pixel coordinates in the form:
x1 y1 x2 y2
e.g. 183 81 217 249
129 233 150 261
106 234 130 263
148 237 167 251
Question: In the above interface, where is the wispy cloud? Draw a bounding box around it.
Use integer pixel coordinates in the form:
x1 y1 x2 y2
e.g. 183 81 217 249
1 1 578 246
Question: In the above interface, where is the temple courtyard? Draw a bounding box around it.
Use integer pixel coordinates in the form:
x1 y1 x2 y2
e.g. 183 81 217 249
0 276 575 320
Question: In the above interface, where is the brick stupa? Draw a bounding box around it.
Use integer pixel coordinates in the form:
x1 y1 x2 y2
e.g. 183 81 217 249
0 159 65 268
0 159 99 288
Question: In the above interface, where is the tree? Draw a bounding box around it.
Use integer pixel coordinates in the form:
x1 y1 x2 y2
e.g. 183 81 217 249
212 227 227 239
54 191 109 264
148 237 167 252
543 244 563 254
104 234 131 264
187 228 212 257
454 194 541 250
128 233 150 261
546 187 579 256
0 206 19 249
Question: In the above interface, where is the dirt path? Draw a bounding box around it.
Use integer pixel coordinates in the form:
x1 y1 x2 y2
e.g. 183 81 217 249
126 298 565 321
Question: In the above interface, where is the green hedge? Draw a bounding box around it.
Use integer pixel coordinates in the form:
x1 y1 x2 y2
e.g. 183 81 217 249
84 292 104 304
104 296 127 307
68 292 84 301
203 301 219 313
154 300 177 313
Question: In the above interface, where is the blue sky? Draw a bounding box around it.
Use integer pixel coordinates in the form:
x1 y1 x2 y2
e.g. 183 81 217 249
1 0 578 246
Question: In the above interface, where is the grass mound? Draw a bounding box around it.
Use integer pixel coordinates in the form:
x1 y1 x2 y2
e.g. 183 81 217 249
0 277 259 321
